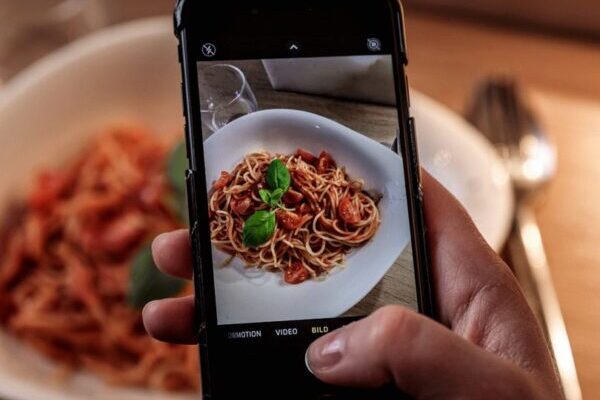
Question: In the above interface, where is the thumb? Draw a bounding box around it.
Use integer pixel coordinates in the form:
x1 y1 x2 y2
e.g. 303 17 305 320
305 306 541 399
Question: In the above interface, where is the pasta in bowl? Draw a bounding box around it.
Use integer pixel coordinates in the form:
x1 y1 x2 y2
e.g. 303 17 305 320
209 150 381 284
203 109 412 325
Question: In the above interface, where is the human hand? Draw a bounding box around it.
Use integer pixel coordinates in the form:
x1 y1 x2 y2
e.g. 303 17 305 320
142 172 563 399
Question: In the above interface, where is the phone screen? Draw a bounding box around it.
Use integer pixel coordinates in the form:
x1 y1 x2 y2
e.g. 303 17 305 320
196 57 417 325
180 1 426 396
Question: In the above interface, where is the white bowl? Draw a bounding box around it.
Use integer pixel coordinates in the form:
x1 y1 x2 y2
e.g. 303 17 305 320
205 109 410 325
0 17 196 400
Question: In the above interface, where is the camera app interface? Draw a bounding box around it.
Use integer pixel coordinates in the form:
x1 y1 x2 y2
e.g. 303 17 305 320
197 49 417 328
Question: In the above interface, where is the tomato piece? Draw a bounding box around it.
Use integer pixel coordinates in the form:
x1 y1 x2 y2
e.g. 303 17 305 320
296 148 317 165
338 196 361 225
277 210 303 230
28 171 71 212
81 211 146 255
317 151 336 173
297 203 312 215
212 171 232 190
230 196 253 216
282 189 304 206
139 176 164 209
284 261 310 284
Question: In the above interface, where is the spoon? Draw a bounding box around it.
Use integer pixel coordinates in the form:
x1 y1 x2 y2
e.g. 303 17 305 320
467 77 581 400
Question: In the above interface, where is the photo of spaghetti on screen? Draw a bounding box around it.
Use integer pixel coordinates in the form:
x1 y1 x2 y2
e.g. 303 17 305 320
197 55 417 325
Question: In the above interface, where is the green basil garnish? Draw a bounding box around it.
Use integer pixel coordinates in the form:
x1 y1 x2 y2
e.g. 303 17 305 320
128 244 186 309
259 188 272 205
243 210 276 248
269 188 284 205
165 139 189 225
266 159 290 193
243 160 291 247
167 140 188 195
259 188 285 208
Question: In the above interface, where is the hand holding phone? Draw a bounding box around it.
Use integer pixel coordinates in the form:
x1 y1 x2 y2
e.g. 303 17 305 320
145 172 563 399
143 2 564 398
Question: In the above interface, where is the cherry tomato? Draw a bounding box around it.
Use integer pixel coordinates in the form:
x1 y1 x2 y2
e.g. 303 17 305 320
282 189 304 206
296 148 317 165
338 196 361 225
277 210 303 230
317 151 336 173
230 196 253 216
212 171 232 190
284 261 310 284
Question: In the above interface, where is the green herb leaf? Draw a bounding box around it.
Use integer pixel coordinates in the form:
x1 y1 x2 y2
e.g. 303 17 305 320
270 188 284 205
128 244 186 309
266 159 290 193
259 188 272 204
167 140 188 195
243 210 276 248
164 189 189 226
165 140 190 225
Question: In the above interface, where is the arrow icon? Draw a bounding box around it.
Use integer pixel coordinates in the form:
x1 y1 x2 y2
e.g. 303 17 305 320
287 41 301 52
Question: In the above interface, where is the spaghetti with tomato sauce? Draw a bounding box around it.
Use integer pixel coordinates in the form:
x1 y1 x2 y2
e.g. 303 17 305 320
0 128 199 391
209 149 381 284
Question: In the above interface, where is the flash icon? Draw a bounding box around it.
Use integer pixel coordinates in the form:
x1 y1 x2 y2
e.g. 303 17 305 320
366 37 382 52
201 43 217 58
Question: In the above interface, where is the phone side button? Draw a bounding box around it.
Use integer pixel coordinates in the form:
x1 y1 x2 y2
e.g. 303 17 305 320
408 117 423 201
180 82 188 118
197 320 208 345
185 169 197 225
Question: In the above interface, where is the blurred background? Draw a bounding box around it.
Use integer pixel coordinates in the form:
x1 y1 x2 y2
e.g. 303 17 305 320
0 0 598 399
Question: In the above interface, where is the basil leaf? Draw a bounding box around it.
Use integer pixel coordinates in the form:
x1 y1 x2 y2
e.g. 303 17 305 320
163 188 189 226
167 140 188 195
165 140 190 225
259 189 272 204
266 159 290 192
270 188 284 205
128 244 186 309
243 210 276 248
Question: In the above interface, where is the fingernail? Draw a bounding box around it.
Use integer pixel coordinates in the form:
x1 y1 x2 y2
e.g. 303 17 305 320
305 332 345 374
153 232 169 249
141 301 159 330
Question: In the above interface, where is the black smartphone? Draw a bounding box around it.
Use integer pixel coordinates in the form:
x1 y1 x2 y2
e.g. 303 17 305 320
174 0 433 398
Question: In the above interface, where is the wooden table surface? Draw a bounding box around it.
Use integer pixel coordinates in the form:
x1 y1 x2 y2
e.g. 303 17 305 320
404 10 600 398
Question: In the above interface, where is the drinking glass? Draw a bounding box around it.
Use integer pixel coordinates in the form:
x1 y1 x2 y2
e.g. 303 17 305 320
197 64 258 136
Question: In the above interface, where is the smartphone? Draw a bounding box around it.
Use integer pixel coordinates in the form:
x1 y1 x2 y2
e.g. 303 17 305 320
174 1 433 398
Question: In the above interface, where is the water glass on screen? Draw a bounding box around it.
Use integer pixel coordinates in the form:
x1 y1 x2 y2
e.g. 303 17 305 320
197 63 258 136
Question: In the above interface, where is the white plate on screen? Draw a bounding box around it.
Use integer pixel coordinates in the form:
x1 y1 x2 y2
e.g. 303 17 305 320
0 17 512 400
205 109 410 324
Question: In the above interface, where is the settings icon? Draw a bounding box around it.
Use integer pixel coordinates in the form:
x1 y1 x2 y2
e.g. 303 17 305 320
366 38 382 52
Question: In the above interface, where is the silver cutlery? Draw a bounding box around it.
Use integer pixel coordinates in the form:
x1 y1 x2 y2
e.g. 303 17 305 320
466 77 582 400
